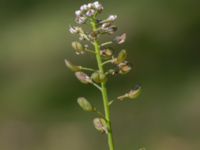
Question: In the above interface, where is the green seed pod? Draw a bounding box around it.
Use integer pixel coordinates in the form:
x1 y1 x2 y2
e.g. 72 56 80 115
93 118 108 134
72 41 84 55
107 69 117 75
91 72 107 83
117 84 141 101
128 84 142 99
77 97 94 112
64 59 81 72
119 63 132 74
101 48 113 58
75 71 92 84
116 49 127 64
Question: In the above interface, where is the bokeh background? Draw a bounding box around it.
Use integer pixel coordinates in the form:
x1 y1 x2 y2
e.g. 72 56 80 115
0 0 200 150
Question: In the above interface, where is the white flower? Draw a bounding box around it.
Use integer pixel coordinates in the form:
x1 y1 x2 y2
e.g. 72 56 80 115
93 1 103 11
76 16 87 24
86 9 96 17
107 15 117 21
87 3 93 9
69 26 78 34
80 4 88 11
75 10 82 16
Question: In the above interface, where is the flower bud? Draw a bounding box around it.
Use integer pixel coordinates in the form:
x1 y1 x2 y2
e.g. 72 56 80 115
72 41 85 55
91 72 107 83
77 97 94 112
93 118 108 134
114 33 126 44
116 49 127 64
64 59 81 72
75 72 92 84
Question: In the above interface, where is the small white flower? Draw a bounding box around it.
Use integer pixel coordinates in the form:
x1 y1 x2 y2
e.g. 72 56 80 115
86 9 96 17
69 26 78 34
76 16 87 24
75 10 82 16
93 1 103 11
80 4 88 11
93 1 100 8
87 3 93 9
107 15 117 21
102 23 112 29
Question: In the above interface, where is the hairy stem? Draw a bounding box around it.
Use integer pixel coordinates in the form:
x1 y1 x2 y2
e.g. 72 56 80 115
91 18 115 150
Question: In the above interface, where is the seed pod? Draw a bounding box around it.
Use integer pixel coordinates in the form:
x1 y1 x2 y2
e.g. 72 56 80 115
64 59 81 72
75 72 92 84
93 118 108 134
101 48 113 58
117 84 142 101
106 26 117 34
107 69 118 75
128 84 142 99
77 97 94 112
114 33 126 44
101 22 112 29
118 62 132 74
72 41 85 55
91 72 107 83
116 49 127 64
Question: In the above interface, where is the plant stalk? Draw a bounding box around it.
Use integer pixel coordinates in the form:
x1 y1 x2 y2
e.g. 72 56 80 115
91 19 115 150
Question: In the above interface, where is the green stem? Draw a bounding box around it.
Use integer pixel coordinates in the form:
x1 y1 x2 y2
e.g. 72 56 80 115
91 18 115 150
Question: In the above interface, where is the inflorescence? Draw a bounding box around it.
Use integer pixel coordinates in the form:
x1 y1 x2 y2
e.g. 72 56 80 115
65 1 141 149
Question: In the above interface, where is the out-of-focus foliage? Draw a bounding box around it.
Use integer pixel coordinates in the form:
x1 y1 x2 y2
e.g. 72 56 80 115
0 0 200 150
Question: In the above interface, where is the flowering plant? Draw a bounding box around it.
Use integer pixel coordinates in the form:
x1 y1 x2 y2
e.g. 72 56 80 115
65 1 141 150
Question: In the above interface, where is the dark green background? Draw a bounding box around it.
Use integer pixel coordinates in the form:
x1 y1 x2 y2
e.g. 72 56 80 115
0 0 200 150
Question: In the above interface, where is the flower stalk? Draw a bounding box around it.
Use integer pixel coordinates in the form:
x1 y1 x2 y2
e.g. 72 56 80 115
65 1 141 150
91 17 115 150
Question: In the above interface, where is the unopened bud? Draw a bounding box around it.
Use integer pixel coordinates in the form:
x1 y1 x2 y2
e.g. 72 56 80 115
64 59 81 72
72 41 85 55
91 72 107 83
77 97 94 112
93 118 108 134
114 33 126 44
75 72 92 84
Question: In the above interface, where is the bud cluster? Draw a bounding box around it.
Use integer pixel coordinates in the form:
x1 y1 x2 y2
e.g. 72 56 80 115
75 1 103 24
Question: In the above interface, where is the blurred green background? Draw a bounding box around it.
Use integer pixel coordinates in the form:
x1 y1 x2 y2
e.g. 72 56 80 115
0 0 200 150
